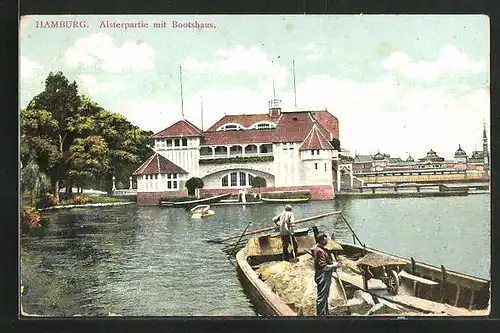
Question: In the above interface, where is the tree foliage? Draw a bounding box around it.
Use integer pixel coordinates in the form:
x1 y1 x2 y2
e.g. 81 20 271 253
250 176 267 189
21 71 152 199
330 138 341 151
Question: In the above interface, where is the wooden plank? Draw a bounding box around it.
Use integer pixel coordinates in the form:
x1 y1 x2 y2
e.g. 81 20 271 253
371 290 487 316
399 270 439 286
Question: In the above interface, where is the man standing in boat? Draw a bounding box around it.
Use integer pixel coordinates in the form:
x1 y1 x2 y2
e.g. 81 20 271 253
272 204 298 262
314 232 340 316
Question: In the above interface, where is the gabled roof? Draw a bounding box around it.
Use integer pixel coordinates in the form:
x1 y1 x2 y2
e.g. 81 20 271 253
299 124 334 150
310 110 339 140
133 153 187 175
151 119 202 139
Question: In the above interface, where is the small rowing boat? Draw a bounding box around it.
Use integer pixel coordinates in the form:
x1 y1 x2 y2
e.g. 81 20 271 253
190 205 214 219
172 193 231 209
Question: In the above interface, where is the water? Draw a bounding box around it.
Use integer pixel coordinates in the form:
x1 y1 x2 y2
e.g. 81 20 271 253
20 195 490 316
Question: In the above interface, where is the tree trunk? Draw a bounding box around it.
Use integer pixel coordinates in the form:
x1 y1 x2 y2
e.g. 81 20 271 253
54 134 64 202
54 180 59 202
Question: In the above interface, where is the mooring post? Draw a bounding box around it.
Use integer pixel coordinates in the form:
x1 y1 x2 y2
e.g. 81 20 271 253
411 257 418 296
440 265 447 303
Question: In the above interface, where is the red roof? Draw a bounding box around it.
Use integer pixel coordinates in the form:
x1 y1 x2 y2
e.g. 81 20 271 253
299 125 334 150
201 111 336 146
133 153 187 175
207 114 277 131
311 111 339 140
151 119 202 138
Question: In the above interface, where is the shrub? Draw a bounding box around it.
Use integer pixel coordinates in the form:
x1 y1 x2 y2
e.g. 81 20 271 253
37 192 59 208
185 177 204 196
159 196 191 202
20 205 41 234
72 195 92 205
261 191 312 200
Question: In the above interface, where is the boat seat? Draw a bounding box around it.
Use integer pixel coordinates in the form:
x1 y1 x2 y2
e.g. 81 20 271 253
399 270 439 286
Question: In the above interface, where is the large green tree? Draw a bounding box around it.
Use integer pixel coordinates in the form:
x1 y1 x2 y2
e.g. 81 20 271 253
24 72 81 201
22 71 153 198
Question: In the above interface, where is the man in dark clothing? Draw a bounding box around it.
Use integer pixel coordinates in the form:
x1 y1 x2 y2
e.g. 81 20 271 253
272 204 298 261
314 232 340 316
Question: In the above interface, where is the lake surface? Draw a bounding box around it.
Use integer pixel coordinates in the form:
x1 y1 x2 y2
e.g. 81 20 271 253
20 194 490 316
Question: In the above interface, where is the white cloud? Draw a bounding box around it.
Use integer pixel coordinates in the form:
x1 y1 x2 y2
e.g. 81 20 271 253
304 43 322 61
182 45 289 98
76 74 121 94
183 56 209 73
121 93 179 132
383 45 485 81
20 56 41 80
64 33 155 72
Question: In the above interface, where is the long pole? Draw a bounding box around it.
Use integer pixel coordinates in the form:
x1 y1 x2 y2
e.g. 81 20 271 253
207 210 341 243
229 220 252 257
293 59 297 108
339 212 364 246
272 60 276 99
200 95 204 131
180 66 184 119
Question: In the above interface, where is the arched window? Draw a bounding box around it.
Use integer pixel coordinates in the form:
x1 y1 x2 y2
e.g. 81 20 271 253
221 171 256 187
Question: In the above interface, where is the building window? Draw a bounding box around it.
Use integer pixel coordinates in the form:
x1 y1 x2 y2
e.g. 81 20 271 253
324 163 327 172
221 172 254 187
167 139 172 147
182 138 187 146
240 172 247 186
167 174 178 190
155 174 159 179
315 163 318 170
174 139 180 147
316 150 320 155
230 172 238 187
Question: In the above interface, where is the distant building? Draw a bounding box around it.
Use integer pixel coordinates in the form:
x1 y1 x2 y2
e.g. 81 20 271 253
350 123 490 185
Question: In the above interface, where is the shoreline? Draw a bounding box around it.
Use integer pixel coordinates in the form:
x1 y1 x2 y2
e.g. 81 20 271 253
38 201 135 211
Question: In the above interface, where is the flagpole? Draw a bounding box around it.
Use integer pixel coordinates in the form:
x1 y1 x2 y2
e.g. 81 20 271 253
293 59 297 108
200 95 204 131
272 60 276 100
180 66 184 119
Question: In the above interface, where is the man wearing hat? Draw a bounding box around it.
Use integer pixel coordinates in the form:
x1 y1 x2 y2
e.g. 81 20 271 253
314 232 340 316
272 204 298 261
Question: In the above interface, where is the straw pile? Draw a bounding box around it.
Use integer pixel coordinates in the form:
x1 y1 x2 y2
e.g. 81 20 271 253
256 254 346 316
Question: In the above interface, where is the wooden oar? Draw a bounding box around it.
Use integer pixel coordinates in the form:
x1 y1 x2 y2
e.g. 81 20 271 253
205 210 341 243
228 220 252 257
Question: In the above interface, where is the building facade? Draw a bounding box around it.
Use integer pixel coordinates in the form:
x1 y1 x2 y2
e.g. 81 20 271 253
133 99 340 204
351 142 489 185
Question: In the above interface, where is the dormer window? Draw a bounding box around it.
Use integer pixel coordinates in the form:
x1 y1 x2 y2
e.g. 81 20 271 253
216 123 245 131
251 121 276 130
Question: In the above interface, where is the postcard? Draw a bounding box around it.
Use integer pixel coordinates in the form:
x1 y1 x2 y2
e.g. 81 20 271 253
19 14 490 317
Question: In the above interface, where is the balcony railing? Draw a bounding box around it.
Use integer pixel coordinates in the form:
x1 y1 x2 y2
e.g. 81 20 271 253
199 152 273 160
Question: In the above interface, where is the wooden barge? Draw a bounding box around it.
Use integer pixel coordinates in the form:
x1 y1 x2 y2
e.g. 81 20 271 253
235 230 490 316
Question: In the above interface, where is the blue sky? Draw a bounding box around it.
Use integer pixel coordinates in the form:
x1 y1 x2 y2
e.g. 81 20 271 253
20 14 490 160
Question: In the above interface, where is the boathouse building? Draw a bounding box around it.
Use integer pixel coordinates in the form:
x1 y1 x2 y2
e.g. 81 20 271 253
133 99 340 205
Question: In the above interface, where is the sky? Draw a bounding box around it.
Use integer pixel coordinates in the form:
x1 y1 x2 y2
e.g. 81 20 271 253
20 14 490 160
